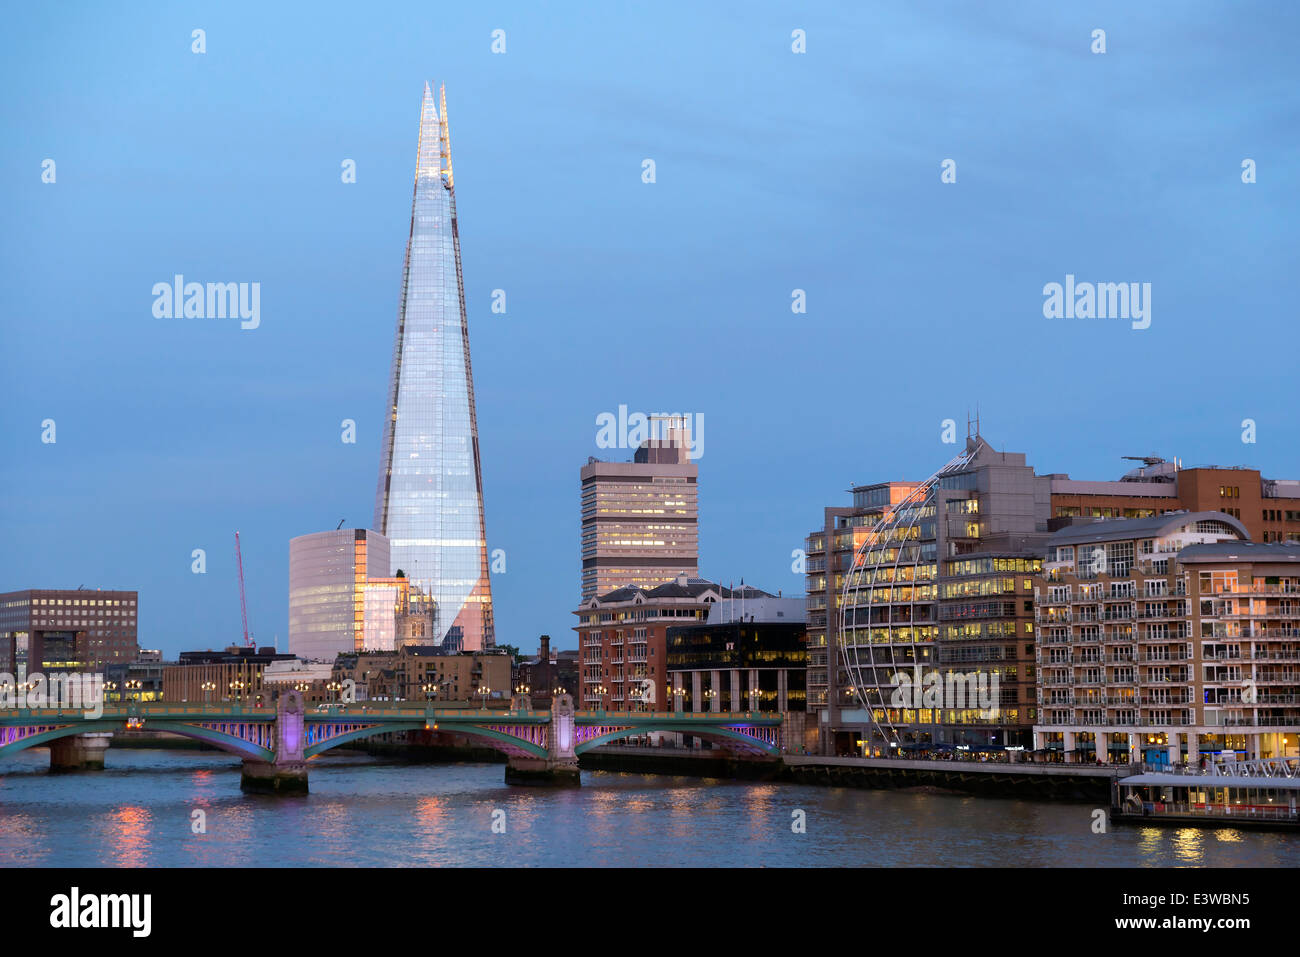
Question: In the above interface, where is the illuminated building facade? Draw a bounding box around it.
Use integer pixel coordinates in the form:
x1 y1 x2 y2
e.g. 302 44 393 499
666 598 807 714
374 83 495 651
0 588 140 674
580 425 699 602
288 529 390 662
837 436 1051 757
573 575 727 711
362 577 410 652
105 650 166 704
803 482 919 746
1032 514 1300 764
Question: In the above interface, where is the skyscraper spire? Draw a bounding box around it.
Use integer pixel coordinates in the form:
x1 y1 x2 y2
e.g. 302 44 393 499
374 83 495 651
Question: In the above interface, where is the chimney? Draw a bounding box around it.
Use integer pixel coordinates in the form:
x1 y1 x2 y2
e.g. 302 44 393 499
539 634 551 662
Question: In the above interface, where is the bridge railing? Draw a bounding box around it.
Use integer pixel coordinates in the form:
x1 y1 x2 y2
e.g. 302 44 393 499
0 704 279 721
3 704 786 724
306 705 550 721
572 710 783 723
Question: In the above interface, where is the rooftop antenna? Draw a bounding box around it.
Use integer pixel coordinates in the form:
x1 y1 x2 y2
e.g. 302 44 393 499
336 518 345 530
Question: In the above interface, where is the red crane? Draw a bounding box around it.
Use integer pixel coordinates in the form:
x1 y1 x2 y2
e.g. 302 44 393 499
235 531 254 648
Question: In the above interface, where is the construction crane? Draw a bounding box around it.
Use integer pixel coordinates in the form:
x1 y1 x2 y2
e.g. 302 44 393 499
1122 455 1166 467
235 531 254 648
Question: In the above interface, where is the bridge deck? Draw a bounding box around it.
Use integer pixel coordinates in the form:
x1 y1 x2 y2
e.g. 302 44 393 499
0 704 783 725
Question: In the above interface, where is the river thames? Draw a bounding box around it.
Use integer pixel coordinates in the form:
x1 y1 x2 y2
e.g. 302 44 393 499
1 749 1297 867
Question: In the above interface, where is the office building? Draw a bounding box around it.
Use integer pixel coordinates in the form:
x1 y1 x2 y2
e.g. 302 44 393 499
830 435 1051 756
803 482 919 745
288 528 390 661
574 576 770 712
163 645 296 706
1047 458 1300 543
105 650 166 704
580 424 699 602
373 83 495 651
0 588 139 674
666 596 807 714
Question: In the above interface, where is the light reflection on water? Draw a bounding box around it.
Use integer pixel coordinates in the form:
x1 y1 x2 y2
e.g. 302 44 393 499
0 748 1298 868
104 805 151 868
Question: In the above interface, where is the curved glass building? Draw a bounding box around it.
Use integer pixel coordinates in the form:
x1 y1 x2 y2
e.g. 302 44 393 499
289 529 390 662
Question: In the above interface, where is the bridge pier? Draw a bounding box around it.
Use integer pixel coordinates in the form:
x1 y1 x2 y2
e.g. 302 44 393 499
504 756 581 787
240 759 308 794
49 732 111 771
240 689 309 795
504 693 580 787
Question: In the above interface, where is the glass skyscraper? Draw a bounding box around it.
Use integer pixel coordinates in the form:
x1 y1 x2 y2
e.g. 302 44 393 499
373 83 495 651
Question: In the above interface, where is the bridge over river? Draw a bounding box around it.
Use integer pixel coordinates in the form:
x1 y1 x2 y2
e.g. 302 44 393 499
0 691 784 792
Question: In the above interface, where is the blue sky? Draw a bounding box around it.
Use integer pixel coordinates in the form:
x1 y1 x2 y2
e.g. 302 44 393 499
1 1 1297 657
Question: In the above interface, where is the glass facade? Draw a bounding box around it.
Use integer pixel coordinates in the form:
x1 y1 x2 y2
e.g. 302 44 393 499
362 578 409 652
838 439 1050 754
288 529 390 662
374 83 495 650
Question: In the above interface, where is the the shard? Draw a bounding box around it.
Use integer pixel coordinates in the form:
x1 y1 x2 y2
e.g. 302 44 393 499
374 83 494 651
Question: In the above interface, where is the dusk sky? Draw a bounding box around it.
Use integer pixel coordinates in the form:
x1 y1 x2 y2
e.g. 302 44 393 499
2 1 1297 657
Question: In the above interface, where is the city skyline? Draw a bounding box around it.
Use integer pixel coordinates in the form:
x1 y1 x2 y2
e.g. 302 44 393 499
3 0 1300 897
3 3 1299 659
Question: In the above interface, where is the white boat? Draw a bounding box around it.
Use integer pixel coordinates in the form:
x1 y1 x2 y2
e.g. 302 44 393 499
1113 758 1300 829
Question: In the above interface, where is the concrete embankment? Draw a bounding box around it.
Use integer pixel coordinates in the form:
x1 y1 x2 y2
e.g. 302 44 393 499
98 734 1120 801
784 755 1118 801
579 747 789 781
578 748 1119 801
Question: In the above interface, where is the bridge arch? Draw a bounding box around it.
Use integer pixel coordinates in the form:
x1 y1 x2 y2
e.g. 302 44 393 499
303 720 548 760
574 723 780 757
0 719 275 762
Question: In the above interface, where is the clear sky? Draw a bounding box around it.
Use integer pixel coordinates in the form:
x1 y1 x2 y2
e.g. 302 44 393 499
2 1 1297 657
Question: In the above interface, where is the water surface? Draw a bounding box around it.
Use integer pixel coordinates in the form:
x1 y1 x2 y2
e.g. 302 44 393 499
1 749 1296 867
